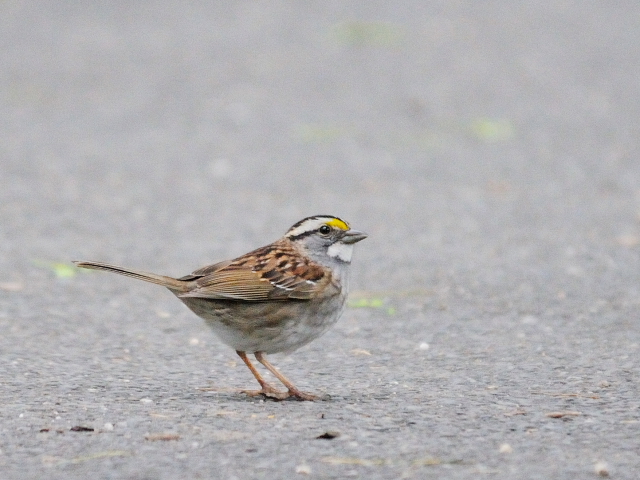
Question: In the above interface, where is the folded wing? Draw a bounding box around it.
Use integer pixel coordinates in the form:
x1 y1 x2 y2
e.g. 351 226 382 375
178 241 327 302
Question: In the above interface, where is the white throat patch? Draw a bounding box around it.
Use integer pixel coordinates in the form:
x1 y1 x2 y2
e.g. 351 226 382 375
327 241 353 262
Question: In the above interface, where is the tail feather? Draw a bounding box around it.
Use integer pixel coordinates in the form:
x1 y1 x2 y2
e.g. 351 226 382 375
73 261 189 292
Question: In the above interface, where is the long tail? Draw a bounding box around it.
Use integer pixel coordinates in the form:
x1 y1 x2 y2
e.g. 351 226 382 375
73 261 190 292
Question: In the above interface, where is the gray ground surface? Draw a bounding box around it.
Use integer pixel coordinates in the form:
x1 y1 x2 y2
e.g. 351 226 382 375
1 2 640 479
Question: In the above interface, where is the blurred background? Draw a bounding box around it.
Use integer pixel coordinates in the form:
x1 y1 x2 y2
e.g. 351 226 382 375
3 2 638 297
1 2 640 478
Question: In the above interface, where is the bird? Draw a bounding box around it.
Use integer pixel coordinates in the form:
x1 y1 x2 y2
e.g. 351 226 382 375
74 215 367 400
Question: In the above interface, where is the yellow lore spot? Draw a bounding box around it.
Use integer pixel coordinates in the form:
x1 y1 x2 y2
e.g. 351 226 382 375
325 218 349 230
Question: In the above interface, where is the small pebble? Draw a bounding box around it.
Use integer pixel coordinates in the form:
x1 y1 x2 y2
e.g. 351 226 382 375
0 282 23 292
594 461 609 477
499 443 513 454
351 348 371 356
545 411 581 418
295 464 312 475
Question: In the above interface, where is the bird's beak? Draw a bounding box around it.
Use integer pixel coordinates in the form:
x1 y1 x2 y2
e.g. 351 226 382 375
342 229 368 244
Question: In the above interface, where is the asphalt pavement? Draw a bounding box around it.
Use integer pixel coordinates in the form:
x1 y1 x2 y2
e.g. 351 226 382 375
1 2 640 479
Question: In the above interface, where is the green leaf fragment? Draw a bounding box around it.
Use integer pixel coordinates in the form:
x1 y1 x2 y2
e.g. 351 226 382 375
348 298 383 308
32 260 77 278
331 22 405 46
470 118 514 142
295 124 348 143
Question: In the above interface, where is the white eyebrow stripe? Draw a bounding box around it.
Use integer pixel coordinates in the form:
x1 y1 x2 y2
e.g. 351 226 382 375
285 218 331 237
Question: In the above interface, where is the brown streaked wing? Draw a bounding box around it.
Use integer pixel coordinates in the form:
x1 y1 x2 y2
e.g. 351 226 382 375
180 267 275 301
178 240 326 302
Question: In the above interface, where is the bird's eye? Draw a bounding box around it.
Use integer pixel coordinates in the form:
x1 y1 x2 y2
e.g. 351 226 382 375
319 225 331 235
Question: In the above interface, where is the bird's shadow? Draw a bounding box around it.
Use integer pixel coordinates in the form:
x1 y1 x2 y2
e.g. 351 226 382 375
196 386 336 403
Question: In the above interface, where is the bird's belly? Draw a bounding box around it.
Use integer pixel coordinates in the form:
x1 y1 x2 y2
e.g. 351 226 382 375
178 296 346 354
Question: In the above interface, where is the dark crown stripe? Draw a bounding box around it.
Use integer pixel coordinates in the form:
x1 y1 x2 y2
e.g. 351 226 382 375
286 229 318 242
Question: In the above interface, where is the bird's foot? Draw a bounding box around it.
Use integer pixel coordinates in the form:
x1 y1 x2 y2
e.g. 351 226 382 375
284 388 318 401
240 386 319 401
240 382 290 400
